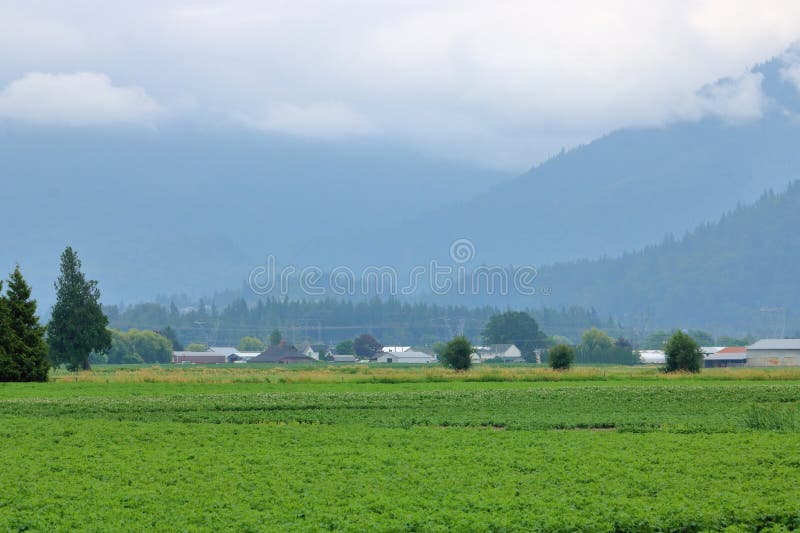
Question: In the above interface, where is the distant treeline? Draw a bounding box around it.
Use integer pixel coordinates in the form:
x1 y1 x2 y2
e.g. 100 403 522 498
105 297 620 348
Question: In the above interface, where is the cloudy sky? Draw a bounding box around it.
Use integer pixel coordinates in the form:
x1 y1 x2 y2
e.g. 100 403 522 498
2 1 800 170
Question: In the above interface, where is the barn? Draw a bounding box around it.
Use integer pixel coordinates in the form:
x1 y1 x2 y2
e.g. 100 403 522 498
746 339 800 367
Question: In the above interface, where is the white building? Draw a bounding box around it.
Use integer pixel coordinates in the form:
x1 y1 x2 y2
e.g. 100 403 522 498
638 350 666 364
472 344 522 363
375 350 437 364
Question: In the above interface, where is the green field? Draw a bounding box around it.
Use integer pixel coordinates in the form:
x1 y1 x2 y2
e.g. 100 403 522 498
1 366 799 531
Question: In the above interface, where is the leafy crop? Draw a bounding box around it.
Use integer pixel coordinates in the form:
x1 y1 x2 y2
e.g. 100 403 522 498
1 370 799 531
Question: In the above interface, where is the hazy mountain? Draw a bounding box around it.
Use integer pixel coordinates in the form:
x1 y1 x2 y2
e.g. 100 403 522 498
536 181 800 333
366 54 800 268
0 124 508 306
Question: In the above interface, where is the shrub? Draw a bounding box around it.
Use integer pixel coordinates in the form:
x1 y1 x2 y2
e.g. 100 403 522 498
548 344 574 370
440 336 473 371
121 352 145 364
664 331 703 373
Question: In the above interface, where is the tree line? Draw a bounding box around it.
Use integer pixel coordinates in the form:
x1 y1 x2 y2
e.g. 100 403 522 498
105 297 619 348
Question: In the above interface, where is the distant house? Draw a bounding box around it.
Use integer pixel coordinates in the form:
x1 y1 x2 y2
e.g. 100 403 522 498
172 351 227 364
248 342 315 364
472 344 522 363
296 343 320 360
746 339 800 367
331 354 358 363
704 346 747 368
311 344 332 359
375 350 437 364
638 350 665 364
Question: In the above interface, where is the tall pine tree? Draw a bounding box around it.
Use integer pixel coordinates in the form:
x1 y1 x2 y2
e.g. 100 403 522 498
0 281 12 379
0 266 50 381
48 247 111 371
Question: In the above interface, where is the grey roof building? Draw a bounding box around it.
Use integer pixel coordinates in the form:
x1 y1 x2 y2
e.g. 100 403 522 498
746 339 800 367
248 343 315 364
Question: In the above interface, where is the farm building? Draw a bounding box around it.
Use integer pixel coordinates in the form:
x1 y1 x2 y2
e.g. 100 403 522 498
332 355 358 363
248 342 315 364
172 351 227 364
226 351 262 363
375 350 437 364
472 344 522 363
704 346 747 368
746 339 800 367
209 346 238 357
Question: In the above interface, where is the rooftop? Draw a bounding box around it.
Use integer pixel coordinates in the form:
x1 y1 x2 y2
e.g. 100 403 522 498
747 339 800 350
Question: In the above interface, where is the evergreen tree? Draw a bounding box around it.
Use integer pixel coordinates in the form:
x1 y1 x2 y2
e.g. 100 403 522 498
48 247 111 371
0 266 50 381
269 329 282 346
158 325 183 351
0 281 12 379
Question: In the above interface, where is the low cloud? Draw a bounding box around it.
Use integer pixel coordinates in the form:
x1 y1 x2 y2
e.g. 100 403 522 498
677 72 766 123
0 72 162 126
780 62 800 93
245 101 372 139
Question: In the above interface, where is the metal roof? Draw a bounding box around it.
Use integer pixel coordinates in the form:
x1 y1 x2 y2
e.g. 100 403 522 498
173 351 225 357
747 339 800 350
209 346 237 355
705 351 746 361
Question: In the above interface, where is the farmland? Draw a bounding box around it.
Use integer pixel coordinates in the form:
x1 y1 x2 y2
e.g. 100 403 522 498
1 366 799 531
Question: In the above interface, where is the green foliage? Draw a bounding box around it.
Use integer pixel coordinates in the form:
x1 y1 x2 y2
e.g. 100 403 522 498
47 247 111 371
268 329 282 347
107 298 610 349
642 330 671 349
548 344 574 370
717 335 756 347
107 329 172 364
439 335 473 371
185 343 208 352
334 340 354 355
481 311 547 359
353 334 382 358
578 327 614 352
664 330 703 373
120 352 145 365
689 329 715 346
574 328 636 365
547 335 572 347
237 336 265 352
88 351 108 365
158 326 183 351
0 267 50 382
743 403 799 431
4 378 800 531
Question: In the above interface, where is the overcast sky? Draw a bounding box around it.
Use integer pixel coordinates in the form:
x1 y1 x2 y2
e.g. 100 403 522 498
2 1 800 171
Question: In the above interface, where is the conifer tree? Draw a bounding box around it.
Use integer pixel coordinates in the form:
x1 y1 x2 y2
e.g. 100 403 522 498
0 281 12 379
0 266 50 381
48 247 111 371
